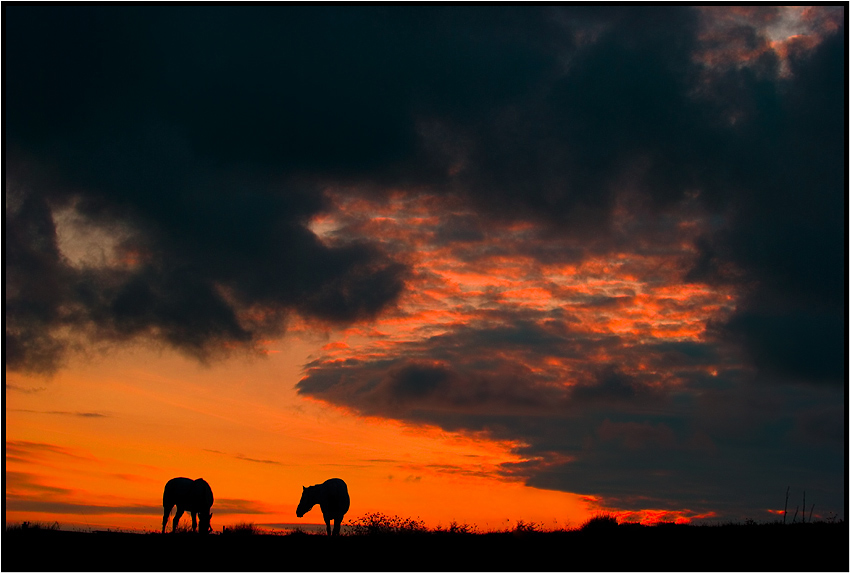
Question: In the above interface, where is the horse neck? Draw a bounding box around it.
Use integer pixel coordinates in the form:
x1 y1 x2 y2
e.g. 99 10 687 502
311 485 328 505
313 484 330 505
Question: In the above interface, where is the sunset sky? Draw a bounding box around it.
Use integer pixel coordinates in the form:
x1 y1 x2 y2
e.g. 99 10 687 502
5 6 845 532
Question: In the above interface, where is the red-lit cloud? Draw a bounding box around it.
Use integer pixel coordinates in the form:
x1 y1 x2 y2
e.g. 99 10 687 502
296 190 755 517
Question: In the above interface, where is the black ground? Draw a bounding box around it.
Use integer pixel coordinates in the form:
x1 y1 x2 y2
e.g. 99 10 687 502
3 522 847 572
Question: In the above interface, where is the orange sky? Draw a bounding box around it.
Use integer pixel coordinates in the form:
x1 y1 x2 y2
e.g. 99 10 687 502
7 340 599 532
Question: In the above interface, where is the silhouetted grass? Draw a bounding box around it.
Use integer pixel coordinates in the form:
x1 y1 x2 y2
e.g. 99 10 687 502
3 518 846 571
170 522 196 534
507 519 542 534
5 520 61 532
433 520 479 535
221 522 262 535
349 512 428 535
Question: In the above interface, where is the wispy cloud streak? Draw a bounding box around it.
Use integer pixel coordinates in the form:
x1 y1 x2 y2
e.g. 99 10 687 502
12 409 110 418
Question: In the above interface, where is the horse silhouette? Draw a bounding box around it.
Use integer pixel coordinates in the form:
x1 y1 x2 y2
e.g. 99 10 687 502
296 478 350 535
162 477 214 534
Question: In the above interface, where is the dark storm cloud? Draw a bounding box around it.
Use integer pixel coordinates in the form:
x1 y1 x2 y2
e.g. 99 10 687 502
5 5 559 180
569 368 661 405
300 322 843 517
460 8 844 387
514 382 845 519
3 5 590 372
451 7 708 226
6 6 433 371
424 6 844 388
687 27 845 387
6 169 408 370
5 188 74 373
298 313 687 421
6 6 842 383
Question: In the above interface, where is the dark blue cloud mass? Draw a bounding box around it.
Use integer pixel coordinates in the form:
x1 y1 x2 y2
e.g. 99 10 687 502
6 6 844 383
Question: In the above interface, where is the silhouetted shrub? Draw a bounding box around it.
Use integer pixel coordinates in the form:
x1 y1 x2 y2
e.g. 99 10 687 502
350 512 427 535
511 519 541 534
434 520 479 535
221 522 261 535
580 513 619 532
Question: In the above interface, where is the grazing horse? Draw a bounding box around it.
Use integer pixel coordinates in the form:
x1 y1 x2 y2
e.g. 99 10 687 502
296 478 350 536
162 477 214 534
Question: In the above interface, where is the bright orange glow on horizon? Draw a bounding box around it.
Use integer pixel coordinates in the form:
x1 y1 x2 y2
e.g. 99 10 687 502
6 345 597 532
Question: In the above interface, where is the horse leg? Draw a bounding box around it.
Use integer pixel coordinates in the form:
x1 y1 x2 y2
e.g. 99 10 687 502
162 504 173 534
324 516 332 536
332 516 342 536
191 511 198 533
172 507 185 533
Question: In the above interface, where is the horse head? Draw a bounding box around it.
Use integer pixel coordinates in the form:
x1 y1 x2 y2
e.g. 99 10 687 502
296 486 316 518
199 512 213 534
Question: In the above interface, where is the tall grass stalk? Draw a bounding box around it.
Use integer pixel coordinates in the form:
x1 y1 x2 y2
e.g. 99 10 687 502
784 486 790 525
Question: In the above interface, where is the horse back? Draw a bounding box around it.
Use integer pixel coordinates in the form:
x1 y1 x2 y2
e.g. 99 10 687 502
320 478 350 515
163 477 213 511
163 477 194 507
194 478 214 510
